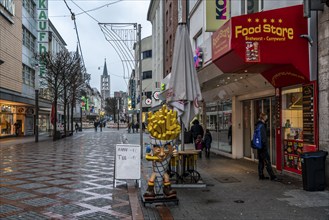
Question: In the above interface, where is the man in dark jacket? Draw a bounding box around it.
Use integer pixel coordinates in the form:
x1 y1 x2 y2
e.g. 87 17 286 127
257 113 278 181
190 119 204 143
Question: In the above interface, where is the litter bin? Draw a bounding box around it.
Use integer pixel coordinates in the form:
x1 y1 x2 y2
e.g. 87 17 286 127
300 151 328 191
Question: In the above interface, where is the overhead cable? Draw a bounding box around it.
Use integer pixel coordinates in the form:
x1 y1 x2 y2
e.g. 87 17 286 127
63 0 86 71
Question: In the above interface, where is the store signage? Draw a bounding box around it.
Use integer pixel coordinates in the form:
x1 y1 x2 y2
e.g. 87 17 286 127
17 107 25 114
216 0 228 19
0 0 15 16
302 83 316 145
245 41 260 62
235 20 294 41
212 5 310 86
130 80 136 108
206 0 230 32
26 108 35 115
37 0 48 77
262 65 308 88
275 88 281 128
153 91 160 100
145 98 152 105
271 71 305 87
212 20 231 60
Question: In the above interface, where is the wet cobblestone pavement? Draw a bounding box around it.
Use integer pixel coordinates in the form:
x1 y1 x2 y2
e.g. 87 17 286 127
0 129 133 220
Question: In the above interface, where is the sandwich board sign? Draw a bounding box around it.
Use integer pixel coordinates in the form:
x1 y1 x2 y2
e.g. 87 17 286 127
114 144 141 187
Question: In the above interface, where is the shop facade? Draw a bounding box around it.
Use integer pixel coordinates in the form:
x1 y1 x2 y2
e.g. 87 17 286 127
210 5 317 175
0 103 35 137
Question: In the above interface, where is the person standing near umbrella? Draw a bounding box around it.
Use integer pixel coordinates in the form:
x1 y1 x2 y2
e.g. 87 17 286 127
190 119 204 144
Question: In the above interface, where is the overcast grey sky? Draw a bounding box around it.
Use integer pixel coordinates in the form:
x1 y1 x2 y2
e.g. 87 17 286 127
48 0 152 94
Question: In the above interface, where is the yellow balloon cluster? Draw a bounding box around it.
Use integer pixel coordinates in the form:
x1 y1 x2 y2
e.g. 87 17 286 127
147 105 181 140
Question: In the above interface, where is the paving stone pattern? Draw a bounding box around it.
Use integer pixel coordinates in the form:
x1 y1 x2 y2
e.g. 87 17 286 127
0 130 133 219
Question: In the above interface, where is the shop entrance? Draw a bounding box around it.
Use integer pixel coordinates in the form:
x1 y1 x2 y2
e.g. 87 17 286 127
205 101 232 153
243 97 277 166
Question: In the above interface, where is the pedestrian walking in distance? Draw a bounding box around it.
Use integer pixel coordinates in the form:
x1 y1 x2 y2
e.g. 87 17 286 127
14 121 20 136
75 123 79 133
100 121 103 132
228 124 232 145
94 121 98 132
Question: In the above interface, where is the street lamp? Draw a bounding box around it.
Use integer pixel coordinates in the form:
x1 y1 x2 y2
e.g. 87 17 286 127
138 24 143 159
117 98 120 130
80 106 83 131
35 72 39 142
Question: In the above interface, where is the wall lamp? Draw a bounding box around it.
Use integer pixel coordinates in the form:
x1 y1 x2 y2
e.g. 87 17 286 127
300 34 313 46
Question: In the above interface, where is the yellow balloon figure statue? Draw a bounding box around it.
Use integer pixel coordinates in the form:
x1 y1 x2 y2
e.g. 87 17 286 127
143 105 181 200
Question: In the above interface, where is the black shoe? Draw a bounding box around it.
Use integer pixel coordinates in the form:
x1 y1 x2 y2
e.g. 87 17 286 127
259 175 269 180
270 176 281 182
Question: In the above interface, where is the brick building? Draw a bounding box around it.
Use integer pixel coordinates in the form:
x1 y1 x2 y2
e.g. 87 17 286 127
164 0 179 78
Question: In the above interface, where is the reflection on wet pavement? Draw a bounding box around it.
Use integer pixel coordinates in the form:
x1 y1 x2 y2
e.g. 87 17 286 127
0 131 132 219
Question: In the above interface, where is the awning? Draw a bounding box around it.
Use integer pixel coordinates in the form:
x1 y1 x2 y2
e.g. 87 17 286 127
148 103 165 112
212 5 310 88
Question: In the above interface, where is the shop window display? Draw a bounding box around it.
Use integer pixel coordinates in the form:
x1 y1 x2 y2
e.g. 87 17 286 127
282 87 303 174
0 105 14 136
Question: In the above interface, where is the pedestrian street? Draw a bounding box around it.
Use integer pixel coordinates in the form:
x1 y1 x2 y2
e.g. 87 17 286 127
0 129 133 220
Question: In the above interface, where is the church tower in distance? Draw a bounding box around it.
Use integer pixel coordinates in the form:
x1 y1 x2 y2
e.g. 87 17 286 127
101 59 111 106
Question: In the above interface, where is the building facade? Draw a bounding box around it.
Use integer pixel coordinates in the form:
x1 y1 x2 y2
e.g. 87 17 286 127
1 0 70 138
134 36 153 122
40 20 67 133
0 0 24 137
147 0 164 110
318 3 329 181
114 91 127 122
185 0 328 181
146 0 328 181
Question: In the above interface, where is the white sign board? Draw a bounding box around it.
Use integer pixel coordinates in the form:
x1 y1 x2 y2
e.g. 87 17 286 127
115 144 141 180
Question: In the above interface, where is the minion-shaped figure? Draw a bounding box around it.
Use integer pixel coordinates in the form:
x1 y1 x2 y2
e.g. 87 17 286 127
143 143 178 199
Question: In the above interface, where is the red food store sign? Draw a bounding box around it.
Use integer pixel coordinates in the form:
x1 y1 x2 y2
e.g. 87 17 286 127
212 5 310 88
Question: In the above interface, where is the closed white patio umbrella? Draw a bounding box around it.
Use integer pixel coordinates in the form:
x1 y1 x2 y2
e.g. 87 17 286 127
166 24 202 149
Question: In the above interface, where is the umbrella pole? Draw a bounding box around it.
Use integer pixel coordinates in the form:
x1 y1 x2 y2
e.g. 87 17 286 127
181 121 185 151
